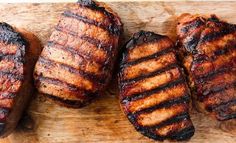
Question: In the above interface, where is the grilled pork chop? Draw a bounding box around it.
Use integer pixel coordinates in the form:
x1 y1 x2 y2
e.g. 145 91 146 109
118 31 195 141
177 14 236 120
0 22 41 137
34 0 123 108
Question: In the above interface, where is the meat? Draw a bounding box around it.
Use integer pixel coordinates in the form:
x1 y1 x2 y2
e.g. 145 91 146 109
177 14 236 121
0 22 41 137
34 0 123 108
118 31 195 141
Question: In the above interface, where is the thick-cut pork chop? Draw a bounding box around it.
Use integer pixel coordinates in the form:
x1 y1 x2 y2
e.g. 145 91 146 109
34 0 123 108
118 31 195 141
177 14 236 120
0 22 41 137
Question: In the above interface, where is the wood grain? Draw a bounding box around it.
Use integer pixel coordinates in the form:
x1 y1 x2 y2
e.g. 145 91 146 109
0 2 235 143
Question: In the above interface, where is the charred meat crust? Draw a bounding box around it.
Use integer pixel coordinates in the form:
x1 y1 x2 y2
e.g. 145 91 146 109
128 112 194 141
120 30 173 67
178 14 236 54
77 0 123 35
119 31 194 141
124 30 167 50
0 22 27 47
0 23 27 64
179 17 205 34
200 16 236 42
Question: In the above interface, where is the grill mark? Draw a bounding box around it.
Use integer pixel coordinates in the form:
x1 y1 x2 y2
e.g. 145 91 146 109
206 98 236 112
127 112 192 141
47 41 87 60
42 43 108 77
134 119 194 141
37 57 105 85
149 112 190 129
121 53 177 81
0 71 23 81
55 26 113 53
191 47 235 72
36 80 87 100
0 92 16 99
121 47 173 68
122 67 181 98
80 35 113 54
217 112 236 121
63 11 117 35
133 95 190 115
47 41 106 65
77 0 122 36
180 18 205 34
192 55 235 79
167 126 195 141
213 46 234 56
48 40 108 64
214 48 228 56
198 46 235 63
121 77 185 102
127 84 188 113
200 27 236 43
128 111 190 131
36 75 94 96
0 54 24 63
57 14 116 46
121 63 178 84
198 80 236 101
195 65 232 84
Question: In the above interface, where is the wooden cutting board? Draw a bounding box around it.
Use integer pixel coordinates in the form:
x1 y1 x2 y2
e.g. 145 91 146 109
0 1 235 143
